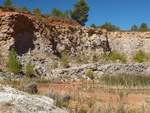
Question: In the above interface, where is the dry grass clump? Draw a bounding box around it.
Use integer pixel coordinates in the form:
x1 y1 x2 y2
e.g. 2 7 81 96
100 74 150 87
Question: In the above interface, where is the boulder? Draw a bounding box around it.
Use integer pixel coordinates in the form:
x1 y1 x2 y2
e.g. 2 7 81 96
24 83 38 94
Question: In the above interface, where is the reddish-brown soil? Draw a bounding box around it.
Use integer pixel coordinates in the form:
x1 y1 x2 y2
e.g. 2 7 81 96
37 82 150 112
0 8 81 27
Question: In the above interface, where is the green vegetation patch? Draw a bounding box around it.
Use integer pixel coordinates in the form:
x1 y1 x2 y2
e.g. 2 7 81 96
24 62 34 77
86 69 95 80
103 51 127 63
132 50 146 63
7 48 20 74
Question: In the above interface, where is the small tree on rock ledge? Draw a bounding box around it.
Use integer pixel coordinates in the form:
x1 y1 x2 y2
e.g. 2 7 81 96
33 7 41 15
7 48 20 74
24 62 34 77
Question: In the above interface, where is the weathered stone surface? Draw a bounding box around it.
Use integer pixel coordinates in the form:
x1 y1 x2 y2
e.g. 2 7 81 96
45 63 150 81
24 83 38 94
0 84 68 113
0 71 24 79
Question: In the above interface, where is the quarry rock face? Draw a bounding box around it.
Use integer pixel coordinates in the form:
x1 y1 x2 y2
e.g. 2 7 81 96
1 8 150 58
1 9 150 78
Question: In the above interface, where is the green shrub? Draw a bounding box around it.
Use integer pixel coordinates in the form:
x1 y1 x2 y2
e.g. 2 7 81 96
93 41 97 48
7 48 20 74
0 6 4 9
24 62 34 77
36 15 42 22
6 6 15 11
132 50 145 63
60 50 68 68
11 4 21 11
54 30 58 36
103 52 127 63
33 7 41 15
42 19 49 25
21 6 30 13
86 69 95 80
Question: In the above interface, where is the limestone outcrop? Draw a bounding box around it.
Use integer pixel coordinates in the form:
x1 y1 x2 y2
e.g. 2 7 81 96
0 83 68 113
1 8 150 59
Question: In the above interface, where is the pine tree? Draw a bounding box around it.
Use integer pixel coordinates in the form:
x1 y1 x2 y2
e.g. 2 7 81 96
51 7 63 17
7 48 20 74
24 62 34 76
139 23 148 31
33 7 41 15
91 24 96 28
64 10 70 19
131 24 138 31
4 0 12 7
21 6 30 13
70 0 90 26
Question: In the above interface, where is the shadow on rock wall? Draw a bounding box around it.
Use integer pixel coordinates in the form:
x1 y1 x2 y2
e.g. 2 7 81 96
10 14 36 56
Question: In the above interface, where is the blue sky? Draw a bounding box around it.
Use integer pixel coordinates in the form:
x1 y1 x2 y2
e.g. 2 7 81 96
0 0 150 30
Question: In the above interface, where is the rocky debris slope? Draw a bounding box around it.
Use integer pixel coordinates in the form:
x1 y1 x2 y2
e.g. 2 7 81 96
0 83 68 113
33 63 150 81
1 63 149 81
0 70 25 80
